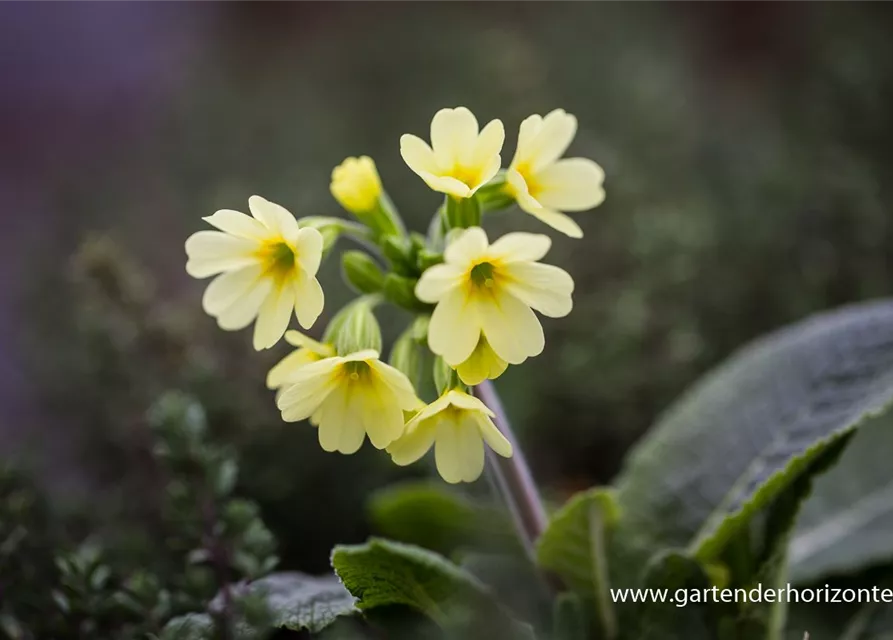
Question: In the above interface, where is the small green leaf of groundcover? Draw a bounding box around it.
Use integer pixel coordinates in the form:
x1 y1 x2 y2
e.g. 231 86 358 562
535 488 618 638
158 613 215 640
331 538 530 635
239 572 357 632
615 300 893 565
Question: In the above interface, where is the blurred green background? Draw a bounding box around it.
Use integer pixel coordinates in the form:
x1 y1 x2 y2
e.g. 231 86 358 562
3 1 893 576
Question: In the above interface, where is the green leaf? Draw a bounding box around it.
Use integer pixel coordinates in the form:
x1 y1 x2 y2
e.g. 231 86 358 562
787 599 893 640
536 488 618 638
553 592 587 640
368 482 510 555
331 538 524 633
615 301 893 563
789 411 893 585
241 572 357 633
158 613 215 640
727 439 850 640
634 551 718 640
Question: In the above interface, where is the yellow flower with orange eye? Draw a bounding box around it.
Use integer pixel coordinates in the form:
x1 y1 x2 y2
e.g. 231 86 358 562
388 389 513 484
506 109 605 238
400 107 504 199
415 227 573 383
185 195 324 350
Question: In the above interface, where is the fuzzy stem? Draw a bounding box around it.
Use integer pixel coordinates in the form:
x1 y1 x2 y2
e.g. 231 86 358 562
474 380 549 560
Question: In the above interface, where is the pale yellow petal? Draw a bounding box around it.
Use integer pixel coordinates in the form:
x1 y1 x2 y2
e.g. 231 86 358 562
505 168 544 213
388 419 437 466
535 158 606 211
444 226 488 265
202 265 263 316
428 287 480 366
415 263 464 303
423 174 472 199
478 290 544 364
435 417 485 483
340 349 380 363
203 209 270 241
266 349 318 389
487 232 551 264
316 384 362 453
406 394 454 429
284 330 333 356
457 348 508 385
361 380 406 449
368 360 420 411
444 390 494 416
527 109 577 171
501 262 574 318
527 207 584 239
253 284 295 350
293 273 324 330
456 339 509 386
294 227 323 276
216 277 273 331
431 107 479 168
477 414 513 458
185 231 258 278
400 134 440 176
277 358 341 421
469 119 505 188
248 195 301 242
509 114 544 168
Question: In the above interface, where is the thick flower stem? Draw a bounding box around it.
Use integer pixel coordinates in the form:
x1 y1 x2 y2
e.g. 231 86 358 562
474 380 549 560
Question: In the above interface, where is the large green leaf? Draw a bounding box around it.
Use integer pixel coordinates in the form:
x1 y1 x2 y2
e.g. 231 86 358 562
615 300 893 563
331 538 532 636
789 411 893 584
786 600 893 640
732 440 848 640
535 489 618 638
632 551 718 640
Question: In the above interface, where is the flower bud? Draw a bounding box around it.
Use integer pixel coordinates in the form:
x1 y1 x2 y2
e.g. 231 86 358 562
324 298 383 356
383 274 428 312
341 250 385 294
331 156 382 215
389 327 423 385
381 235 417 276
331 156 404 238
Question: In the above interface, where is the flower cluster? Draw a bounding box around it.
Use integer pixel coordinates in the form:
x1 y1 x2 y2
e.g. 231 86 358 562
184 107 604 483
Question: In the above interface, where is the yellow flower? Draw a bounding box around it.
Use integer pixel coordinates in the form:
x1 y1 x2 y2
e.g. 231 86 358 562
276 349 420 454
505 109 605 238
330 156 382 214
388 389 512 484
400 107 504 199
266 330 336 391
456 336 508 386
185 196 325 350
415 227 573 376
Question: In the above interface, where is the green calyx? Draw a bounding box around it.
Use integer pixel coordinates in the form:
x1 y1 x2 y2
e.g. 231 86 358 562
324 296 383 356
